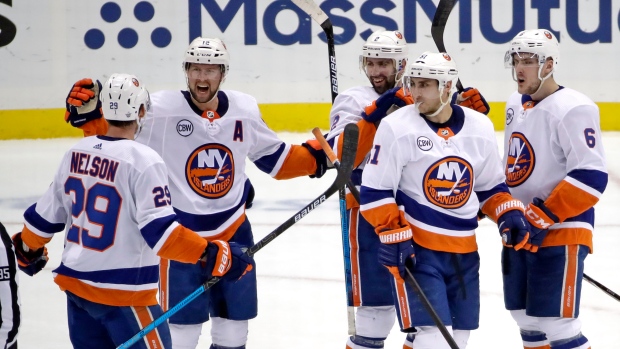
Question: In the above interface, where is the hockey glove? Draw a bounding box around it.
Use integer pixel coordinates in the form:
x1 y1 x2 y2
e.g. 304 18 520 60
302 139 328 179
11 232 48 276
497 208 530 251
377 226 416 280
65 78 103 128
202 240 254 281
524 197 559 253
452 87 490 115
362 87 413 123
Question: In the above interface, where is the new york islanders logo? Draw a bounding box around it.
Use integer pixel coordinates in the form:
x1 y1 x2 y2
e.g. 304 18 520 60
185 144 234 199
505 132 535 187
423 157 473 209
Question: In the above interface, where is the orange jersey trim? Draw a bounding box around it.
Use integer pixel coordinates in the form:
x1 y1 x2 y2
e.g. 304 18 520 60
274 144 316 179
157 225 208 263
54 274 158 307
21 225 52 250
412 225 478 253
541 228 593 253
545 180 600 223
346 191 359 209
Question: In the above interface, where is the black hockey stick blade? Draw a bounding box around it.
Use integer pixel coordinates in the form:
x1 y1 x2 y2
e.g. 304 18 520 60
405 267 459 349
431 0 463 92
118 124 359 349
584 273 620 302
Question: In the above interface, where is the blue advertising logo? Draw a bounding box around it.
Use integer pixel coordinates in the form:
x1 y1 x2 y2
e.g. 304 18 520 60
84 1 171 49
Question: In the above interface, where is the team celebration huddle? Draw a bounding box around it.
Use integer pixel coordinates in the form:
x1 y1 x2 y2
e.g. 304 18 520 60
0 1 609 349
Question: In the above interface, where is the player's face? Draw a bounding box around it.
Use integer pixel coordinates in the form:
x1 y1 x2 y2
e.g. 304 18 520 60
408 78 445 115
364 58 397 94
186 63 223 104
511 53 543 95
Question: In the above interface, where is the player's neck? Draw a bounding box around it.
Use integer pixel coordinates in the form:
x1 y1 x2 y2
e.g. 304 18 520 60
105 125 136 140
191 94 219 112
530 77 559 102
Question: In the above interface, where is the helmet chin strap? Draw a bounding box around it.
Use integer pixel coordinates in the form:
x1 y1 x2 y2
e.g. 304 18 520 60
419 86 450 118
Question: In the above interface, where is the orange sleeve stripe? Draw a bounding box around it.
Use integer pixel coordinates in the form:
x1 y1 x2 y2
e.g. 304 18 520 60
78 116 109 137
541 228 593 253
157 225 208 264
545 180 600 223
337 120 377 168
21 225 52 250
346 192 359 209
480 192 523 222
274 144 316 179
360 204 405 233
412 225 478 253
54 274 158 306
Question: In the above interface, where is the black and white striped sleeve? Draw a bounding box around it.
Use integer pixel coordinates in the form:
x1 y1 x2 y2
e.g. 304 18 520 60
0 223 19 349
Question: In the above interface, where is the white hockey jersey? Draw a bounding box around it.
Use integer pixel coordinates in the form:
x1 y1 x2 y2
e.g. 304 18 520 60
136 89 316 240
360 105 510 253
503 87 608 251
21 136 207 306
326 85 382 207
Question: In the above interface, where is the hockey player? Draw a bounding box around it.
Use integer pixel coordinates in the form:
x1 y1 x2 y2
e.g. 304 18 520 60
62 38 333 349
14 74 253 349
325 31 490 349
501 29 608 349
0 222 19 349
359 51 530 349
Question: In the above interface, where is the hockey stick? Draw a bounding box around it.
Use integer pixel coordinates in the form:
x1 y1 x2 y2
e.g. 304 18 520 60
431 0 464 92
117 124 359 349
584 273 620 302
291 0 356 335
312 127 361 202
404 267 460 349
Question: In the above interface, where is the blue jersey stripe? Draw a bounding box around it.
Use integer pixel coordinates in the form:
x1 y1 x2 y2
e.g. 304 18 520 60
476 182 510 203
253 142 286 174
140 214 177 248
53 263 159 285
174 180 252 232
24 204 65 234
396 191 479 231
567 169 608 194
360 186 393 205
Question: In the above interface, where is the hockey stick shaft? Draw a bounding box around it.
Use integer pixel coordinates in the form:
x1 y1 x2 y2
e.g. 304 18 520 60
292 0 355 335
405 267 459 349
313 127 359 334
584 273 620 302
431 0 463 92
117 124 359 349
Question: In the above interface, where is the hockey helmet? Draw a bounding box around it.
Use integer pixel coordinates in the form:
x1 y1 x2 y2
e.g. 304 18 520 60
100 73 151 122
184 37 230 80
360 30 409 74
504 29 559 69
403 51 458 92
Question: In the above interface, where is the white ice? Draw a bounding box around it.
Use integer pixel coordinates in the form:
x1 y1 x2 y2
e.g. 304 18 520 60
1 132 618 348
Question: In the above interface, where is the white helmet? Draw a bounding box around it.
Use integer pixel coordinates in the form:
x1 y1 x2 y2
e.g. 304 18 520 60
184 37 230 79
403 51 458 89
100 73 150 122
360 30 408 74
403 52 458 117
504 29 559 69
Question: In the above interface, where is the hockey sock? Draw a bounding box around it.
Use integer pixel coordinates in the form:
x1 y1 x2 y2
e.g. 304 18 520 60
346 335 385 349
521 330 550 349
